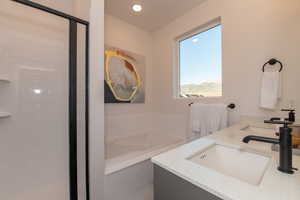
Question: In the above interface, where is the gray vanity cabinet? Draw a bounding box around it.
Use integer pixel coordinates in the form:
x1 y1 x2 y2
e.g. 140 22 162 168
154 165 223 200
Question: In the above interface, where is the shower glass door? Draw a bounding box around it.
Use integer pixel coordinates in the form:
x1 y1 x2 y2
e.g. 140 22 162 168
0 1 88 200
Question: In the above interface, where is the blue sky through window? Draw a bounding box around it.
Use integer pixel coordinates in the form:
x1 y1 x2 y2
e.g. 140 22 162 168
179 25 222 86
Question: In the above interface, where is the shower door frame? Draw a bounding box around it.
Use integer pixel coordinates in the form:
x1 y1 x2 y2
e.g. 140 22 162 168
10 1 90 200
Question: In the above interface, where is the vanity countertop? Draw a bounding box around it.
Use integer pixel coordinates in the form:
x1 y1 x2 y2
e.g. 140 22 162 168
151 118 300 200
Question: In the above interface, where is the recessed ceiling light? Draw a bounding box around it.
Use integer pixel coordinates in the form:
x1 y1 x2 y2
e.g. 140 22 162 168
33 89 42 94
132 4 142 12
192 38 199 43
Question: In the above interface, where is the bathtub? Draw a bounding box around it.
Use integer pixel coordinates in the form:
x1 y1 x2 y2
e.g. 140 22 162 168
104 131 185 200
105 131 185 175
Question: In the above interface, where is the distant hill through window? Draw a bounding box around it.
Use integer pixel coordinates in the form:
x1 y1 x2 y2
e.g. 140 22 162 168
180 81 221 98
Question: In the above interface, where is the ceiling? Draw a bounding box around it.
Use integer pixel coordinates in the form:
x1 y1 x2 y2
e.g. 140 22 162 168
105 0 206 32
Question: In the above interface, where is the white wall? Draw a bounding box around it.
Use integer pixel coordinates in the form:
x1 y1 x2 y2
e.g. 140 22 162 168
104 15 158 142
89 1 105 200
152 0 300 132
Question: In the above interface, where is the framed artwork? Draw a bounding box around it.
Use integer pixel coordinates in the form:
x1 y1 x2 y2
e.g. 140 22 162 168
104 46 145 103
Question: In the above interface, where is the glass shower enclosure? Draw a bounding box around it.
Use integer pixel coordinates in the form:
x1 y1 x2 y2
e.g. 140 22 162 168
0 1 89 200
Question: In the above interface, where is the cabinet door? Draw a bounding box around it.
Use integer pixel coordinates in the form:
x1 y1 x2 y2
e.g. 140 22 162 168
154 165 222 200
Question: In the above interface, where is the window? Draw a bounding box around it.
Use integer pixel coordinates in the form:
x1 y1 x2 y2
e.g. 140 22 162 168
177 24 222 98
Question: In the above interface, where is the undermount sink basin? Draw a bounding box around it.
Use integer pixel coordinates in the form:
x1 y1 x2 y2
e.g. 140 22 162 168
187 144 270 186
241 126 276 135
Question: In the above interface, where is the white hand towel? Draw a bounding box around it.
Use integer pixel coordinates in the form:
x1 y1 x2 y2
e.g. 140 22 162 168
190 104 228 138
260 72 282 110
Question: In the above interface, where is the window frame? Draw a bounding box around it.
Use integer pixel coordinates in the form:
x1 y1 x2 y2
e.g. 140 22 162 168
173 18 222 99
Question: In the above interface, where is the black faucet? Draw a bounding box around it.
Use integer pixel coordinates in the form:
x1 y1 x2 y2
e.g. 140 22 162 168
243 120 296 174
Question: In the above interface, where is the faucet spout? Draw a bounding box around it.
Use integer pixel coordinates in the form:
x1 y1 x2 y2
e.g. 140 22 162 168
243 135 279 144
243 119 296 174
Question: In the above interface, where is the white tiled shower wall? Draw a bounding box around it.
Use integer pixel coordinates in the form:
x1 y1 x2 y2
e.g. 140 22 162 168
105 112 188 143
0 1 92 200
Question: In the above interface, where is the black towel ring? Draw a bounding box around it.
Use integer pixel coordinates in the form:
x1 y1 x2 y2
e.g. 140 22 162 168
262 58 283 72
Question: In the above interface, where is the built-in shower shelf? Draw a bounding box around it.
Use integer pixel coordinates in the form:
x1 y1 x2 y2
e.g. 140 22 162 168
0 112 11 118
0 75 10 83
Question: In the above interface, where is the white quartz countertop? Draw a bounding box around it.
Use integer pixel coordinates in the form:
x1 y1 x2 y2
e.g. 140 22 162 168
151 119 300 200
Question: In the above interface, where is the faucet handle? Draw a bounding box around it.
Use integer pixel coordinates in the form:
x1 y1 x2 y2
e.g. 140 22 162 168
281 109 295 112
270 117 281 121
281 109 296 122
264 120 293 126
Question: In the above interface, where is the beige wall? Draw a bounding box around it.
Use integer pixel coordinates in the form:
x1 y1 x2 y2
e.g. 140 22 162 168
152 0 300 130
